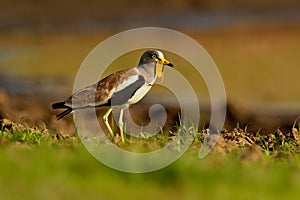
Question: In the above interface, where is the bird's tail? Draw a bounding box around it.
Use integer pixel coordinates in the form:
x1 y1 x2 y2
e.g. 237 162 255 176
52 101 68 109
52 101 72 120
56 108 72 120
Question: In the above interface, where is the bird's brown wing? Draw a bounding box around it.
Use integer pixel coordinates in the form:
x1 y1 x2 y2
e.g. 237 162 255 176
64 69 141 109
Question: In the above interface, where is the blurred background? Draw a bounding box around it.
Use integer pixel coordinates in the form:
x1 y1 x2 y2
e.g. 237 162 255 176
0 0 300 134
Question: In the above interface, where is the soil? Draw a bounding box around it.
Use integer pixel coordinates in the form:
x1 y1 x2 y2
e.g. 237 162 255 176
1 91 299 160
1 88 299 137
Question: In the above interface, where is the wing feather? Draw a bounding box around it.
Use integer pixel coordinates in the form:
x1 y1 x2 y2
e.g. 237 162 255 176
108 75 145 106
65 68 142 108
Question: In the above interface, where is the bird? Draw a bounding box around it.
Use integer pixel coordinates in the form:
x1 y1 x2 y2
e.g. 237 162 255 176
52 50 174 143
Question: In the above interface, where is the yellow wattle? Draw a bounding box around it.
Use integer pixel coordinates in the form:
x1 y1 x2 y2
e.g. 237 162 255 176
156 62 164 78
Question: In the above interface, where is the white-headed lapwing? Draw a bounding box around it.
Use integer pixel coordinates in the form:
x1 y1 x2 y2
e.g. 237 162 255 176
52 50 173 143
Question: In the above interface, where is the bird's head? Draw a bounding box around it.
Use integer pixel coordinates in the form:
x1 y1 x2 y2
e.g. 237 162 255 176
139 50 173 78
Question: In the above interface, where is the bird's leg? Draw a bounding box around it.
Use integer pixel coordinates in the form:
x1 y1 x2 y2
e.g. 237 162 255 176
118 108 125 143
103 108 114 137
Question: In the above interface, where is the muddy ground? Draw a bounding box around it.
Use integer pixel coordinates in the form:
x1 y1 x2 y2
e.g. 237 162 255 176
1 113 299 161
0 87 298 137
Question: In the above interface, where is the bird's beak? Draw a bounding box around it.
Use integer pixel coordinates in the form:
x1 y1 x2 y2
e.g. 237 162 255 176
159 57 174 67
156 57 173 80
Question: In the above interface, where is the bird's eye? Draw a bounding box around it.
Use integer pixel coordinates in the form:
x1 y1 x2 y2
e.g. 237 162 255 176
152 54 157 59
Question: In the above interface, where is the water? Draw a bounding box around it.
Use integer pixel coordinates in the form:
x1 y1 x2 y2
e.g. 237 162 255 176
1 10 299 33
0 74 71 100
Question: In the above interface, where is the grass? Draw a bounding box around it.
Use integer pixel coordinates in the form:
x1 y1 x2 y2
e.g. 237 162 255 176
1 119 300 200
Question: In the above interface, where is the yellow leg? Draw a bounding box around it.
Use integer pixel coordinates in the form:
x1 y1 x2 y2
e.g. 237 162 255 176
103 108 113 137
118 108 124 143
